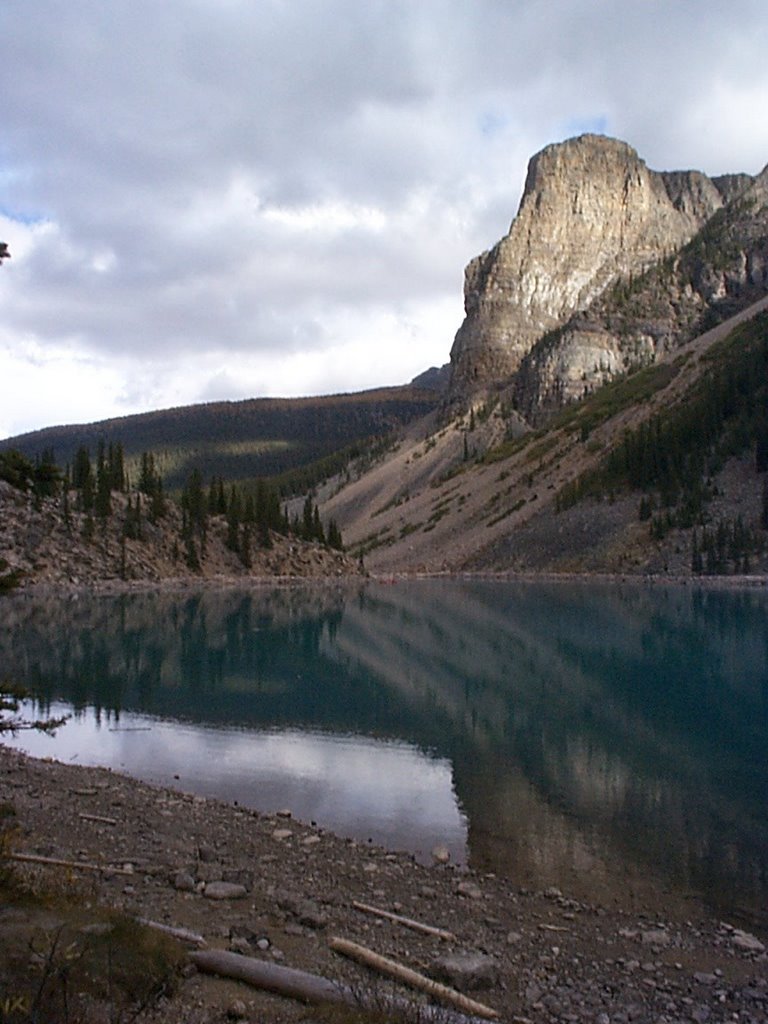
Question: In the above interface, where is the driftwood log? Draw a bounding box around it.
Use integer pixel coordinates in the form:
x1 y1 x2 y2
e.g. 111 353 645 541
190 949 495 1024
135 918 207 948
9 852 134 876
352 899 456 941
191 950 348 1007
78 812 118 826
329 937 500 1020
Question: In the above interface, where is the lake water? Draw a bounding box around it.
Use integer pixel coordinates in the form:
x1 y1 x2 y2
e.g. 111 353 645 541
1 579 766 925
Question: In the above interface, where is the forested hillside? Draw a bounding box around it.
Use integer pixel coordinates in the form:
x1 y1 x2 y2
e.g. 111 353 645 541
0 387 437 494
0 442 356 589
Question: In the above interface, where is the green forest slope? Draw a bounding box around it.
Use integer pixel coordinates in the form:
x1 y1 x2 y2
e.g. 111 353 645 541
0 386 437 494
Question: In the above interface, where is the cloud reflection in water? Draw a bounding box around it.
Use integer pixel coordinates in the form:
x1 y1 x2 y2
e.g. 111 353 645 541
8 703 467 864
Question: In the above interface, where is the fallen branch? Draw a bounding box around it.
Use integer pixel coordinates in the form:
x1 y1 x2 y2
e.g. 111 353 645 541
191 949 347 1007
190 949 492 1024
352 900 456 941
8 852 134 876
78 813 118 826
136 918 207 948
329 936 500 1020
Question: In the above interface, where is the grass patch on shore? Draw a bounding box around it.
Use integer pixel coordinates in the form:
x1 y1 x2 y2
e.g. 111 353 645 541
0 810 183 1024
1 915 183 1024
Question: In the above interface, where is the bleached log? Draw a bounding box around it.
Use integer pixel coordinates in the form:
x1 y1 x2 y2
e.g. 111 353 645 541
352 899 456 941
190 949 347 1006
190 949 493 1024
9 852 134 876
329 936 500 1020
78 812 118 825
136 917 207 947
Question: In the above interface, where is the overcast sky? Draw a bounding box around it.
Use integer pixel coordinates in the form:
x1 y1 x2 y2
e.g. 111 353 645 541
2 0 768 439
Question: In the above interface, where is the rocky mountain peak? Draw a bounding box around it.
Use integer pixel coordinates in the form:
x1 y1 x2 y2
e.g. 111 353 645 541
448 134 731 400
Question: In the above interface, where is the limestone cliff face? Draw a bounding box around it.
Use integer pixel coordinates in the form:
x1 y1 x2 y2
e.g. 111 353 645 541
515 165 768 419
448 135 735 401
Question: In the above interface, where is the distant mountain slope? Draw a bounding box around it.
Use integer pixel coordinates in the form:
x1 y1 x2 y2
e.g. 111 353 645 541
316 136 768 578
0 386 438 492
323 297 768 577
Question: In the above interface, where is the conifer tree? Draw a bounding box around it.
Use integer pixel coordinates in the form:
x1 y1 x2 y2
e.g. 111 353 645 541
61 486 72 534
216 477 227 515
138 452 159 496
123 494 143 540
180 469 208 565
185 536 200 572
72 446 93 511
313 505 325 544
107 442 126 492
240 522 252 568
326 519 344 550
32 448 61 499
0 449 34 490
96 439 106 482
302 494 314 541
82 512 94 542
80 469 94 514
758 419 768 473
95 459 112 521
149 477 166 523
207 478 220 517
254 481 273 547
226 486 242 552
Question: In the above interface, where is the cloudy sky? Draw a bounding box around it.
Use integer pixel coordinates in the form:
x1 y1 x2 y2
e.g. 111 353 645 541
1 0 767 439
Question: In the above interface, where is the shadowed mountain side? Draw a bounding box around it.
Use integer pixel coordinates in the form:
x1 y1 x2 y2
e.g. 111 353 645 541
0 387 438 493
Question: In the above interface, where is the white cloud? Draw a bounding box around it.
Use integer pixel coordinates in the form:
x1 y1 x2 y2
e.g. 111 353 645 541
0 334 128 438
1 0 767 437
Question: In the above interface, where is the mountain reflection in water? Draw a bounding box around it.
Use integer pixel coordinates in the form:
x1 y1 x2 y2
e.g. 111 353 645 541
1 579 766 923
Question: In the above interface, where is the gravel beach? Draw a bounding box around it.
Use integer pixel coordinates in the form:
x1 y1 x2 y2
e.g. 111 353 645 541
1 744 766 1023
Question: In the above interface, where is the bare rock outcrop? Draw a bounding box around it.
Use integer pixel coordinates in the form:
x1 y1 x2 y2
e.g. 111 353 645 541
515 164 768 419
447 134 765 417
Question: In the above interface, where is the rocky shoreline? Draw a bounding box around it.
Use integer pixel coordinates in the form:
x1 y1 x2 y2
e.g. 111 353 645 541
1 745 766 1024
12 566 768 599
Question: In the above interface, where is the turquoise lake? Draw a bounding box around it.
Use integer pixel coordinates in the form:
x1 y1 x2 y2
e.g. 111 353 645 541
1 579 766 925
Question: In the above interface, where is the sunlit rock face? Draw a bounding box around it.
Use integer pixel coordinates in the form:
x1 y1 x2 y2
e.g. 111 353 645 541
448 134 728 398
